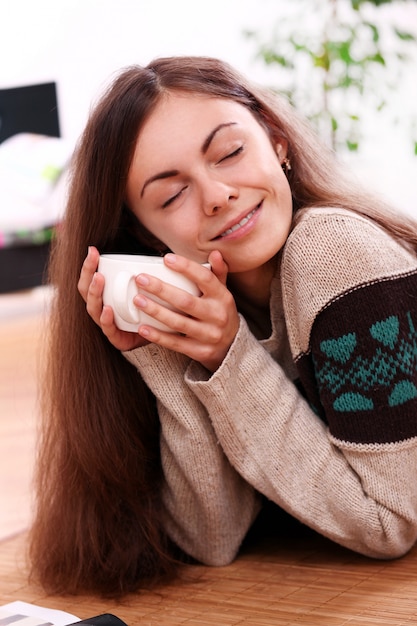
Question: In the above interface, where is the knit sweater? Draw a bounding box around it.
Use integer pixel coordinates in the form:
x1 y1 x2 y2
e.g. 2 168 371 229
124 207 417 564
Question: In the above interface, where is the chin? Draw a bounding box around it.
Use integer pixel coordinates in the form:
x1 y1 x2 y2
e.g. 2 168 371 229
226 260 266 274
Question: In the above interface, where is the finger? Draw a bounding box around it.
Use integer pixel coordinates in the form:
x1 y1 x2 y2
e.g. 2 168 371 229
78 246 100 301
208 250 228 285
163 253 217 295
100 305 149 352
100 304 116 332
134 262 232 325
135 269 210 325
85 270 106 326
134 287 233 340
137 318 233 373
99 304 130 344
133 286 196 331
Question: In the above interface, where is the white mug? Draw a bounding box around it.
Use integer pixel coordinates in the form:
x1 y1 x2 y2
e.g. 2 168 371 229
98 253 208 332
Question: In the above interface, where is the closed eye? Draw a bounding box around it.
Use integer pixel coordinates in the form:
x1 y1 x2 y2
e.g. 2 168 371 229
162 186 187 208
217 145 244 164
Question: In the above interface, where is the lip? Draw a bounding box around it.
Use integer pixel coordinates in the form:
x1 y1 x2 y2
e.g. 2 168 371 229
212 202 263 240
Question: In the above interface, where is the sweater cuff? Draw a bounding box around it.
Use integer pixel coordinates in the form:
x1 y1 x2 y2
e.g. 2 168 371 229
123 343 191 388
185 314 251 384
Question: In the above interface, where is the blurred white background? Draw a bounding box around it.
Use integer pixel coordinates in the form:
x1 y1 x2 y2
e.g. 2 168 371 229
2 0 416 217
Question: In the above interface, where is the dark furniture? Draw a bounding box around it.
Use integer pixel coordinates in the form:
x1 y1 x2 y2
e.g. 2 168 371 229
0 82 60 293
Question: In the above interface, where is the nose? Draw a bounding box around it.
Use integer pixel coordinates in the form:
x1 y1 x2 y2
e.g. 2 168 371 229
201 177 239 216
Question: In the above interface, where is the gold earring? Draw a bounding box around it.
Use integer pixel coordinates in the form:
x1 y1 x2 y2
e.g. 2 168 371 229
282 157 292 174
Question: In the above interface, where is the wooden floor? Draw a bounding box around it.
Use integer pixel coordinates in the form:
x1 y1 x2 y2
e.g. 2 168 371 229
0 287 48 540
3 524 417 625
3 288 417 624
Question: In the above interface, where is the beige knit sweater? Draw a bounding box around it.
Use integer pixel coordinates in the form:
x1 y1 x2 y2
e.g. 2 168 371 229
124 207 417 564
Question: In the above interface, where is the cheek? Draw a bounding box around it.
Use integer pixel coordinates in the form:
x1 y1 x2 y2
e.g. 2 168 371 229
154 221 203 260
160 217 193 243
271 168 292 203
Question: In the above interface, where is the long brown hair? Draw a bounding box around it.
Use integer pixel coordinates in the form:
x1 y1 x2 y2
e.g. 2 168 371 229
29 55 417 598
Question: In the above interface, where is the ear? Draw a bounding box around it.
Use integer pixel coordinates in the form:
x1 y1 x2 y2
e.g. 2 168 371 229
275 139 288 164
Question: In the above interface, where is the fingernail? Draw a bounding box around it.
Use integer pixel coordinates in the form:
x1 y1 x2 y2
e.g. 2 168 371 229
134 295 147 307
164 253 177 264
137 274 150 286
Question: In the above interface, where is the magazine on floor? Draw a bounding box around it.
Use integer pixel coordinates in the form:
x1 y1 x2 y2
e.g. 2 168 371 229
0 602 127 626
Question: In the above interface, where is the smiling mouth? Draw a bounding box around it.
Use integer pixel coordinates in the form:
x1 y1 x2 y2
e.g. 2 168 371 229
218 205 260 238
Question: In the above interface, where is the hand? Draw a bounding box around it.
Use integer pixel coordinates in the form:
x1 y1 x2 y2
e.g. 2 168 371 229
77 247 149 352
133 250 240 372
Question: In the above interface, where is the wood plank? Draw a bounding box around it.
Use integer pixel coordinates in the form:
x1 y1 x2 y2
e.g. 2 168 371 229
1 530 417 625
0 288 48 539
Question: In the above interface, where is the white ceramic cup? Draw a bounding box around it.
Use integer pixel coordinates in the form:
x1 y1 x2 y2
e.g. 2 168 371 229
98 253 208 333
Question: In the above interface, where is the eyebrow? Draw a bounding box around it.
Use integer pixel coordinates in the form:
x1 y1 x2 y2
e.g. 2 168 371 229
140 122 237 197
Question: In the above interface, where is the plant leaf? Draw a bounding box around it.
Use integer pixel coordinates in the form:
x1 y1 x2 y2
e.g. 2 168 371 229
347 140 359 151
395 29 416 42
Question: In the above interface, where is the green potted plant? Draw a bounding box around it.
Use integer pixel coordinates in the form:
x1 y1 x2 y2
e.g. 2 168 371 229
245 0 416 153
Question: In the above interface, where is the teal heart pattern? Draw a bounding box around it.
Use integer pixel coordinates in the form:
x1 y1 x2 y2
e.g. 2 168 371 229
315 311 417 412
370 316 399 350
388 380 417 407
320 333 357 364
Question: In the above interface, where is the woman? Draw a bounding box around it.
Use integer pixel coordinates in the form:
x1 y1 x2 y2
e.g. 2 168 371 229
29 55 417 597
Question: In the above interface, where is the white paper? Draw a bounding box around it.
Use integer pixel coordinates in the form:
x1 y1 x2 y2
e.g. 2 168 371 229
0 602 79 626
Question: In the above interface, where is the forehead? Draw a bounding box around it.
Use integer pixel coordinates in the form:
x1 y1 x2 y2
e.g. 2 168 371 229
134 92 261 152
